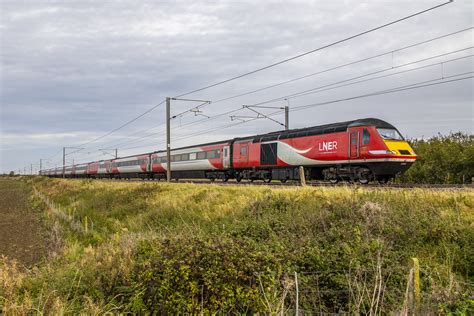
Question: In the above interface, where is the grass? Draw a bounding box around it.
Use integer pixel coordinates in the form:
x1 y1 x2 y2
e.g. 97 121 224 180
1 177 473 314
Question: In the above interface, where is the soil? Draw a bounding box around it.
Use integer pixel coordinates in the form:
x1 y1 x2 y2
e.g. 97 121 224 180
0 178 47 266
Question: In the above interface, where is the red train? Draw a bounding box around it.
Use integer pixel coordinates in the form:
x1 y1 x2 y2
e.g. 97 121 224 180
40 118 417 183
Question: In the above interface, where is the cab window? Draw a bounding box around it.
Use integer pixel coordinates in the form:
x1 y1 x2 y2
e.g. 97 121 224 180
377 128 404 140
362 129 370 145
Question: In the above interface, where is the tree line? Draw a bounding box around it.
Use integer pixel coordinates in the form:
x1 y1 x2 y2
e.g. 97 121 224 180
398 132 473 184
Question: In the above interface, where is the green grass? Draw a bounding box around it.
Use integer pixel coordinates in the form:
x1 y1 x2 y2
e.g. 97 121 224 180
1 177 473 314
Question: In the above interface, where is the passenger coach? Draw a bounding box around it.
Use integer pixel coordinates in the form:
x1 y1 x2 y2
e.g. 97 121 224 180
42 118 416 184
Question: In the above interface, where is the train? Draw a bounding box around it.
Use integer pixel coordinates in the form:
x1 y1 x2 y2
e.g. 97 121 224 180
40 118 417 184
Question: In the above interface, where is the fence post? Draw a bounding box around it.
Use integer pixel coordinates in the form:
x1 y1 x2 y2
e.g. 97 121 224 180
84 216 88 233
411 257 420 313
299 166 306 187
295 271 299 315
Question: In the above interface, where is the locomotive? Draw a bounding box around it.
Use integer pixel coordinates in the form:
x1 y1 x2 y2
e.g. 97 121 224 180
40 118 417 184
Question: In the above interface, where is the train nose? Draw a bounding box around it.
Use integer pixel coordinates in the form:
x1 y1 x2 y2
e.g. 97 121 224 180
383 140 417 158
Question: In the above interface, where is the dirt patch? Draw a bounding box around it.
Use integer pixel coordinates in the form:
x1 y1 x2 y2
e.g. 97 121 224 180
0 178 47 266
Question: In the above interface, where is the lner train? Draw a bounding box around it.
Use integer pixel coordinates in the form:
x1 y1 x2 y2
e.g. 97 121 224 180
40 118 417 184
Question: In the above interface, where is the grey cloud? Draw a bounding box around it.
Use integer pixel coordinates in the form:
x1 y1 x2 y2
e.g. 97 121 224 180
1 0 473 172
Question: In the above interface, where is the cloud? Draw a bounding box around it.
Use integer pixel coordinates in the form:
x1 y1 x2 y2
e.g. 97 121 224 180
0 0 472 172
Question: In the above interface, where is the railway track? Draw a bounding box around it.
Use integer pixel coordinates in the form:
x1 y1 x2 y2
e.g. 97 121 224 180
67 177 473 189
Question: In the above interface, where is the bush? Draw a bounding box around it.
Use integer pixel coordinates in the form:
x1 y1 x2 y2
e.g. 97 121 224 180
399 132 474 184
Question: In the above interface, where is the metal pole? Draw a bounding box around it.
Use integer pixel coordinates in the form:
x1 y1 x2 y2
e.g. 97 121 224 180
63 147 66 178
30 164 33 175
40 159 42 173
166 97 171 182
284 98 290 130
115 148 118 159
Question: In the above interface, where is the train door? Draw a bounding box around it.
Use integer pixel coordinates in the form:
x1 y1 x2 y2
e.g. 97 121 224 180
240 143 249 165
260 142 278 165
349 131 359 159
223 145 230 169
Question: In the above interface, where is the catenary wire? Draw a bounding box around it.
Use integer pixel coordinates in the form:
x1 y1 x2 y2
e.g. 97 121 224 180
109 1 456 126
172 27 473 117
115 73 472 153
65 26 472 158
97 51 473 152
172 0 453 99
68 100 166 155
250 49 473 106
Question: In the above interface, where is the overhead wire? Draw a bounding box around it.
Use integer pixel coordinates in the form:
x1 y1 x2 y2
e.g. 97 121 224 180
115 73 472 153
67 0 455 154
69 99 166 155
100 50 473 151
250 48 473 106
47 1 462 165
62 26 472 160
174 27 474 115
172 0 454 99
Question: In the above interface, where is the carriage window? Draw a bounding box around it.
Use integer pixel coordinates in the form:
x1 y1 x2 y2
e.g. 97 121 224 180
190 153 197 160
206 151 216 159
240 146 247 156
197 152 206 160
206 150 220 159
181 154 189 161
156 157 166 163
362 129 370 145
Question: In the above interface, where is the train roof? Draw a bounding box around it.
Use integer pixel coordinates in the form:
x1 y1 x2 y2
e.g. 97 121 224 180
235 118 397 143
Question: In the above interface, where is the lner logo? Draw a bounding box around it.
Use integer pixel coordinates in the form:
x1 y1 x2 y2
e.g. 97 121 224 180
318 141 337 152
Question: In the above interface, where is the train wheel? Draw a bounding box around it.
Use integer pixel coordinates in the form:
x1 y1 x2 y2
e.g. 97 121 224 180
264 177 272 183
209 178 215 182
236 176 242 183
329 178 338 184
281 178 288 183
223 176 229 182
358 178 369 185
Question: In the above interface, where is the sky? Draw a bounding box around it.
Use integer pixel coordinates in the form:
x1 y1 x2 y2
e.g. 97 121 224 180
0 0 473 173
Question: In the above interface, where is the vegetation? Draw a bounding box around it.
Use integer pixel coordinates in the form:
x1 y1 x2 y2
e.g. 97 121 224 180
1 177 473 314
400 132 474 184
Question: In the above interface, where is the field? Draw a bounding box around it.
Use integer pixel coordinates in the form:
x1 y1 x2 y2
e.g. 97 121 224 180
1 177 473 314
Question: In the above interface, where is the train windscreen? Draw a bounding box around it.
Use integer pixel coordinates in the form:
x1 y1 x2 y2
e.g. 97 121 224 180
377 128 404 140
